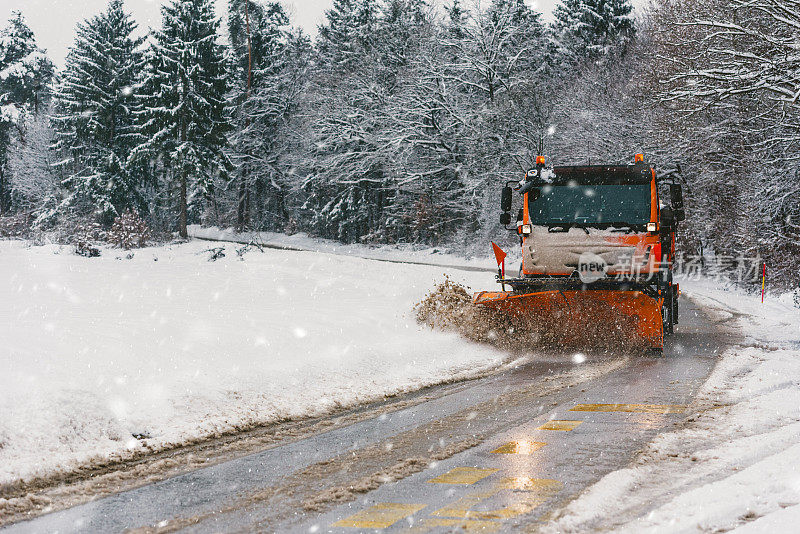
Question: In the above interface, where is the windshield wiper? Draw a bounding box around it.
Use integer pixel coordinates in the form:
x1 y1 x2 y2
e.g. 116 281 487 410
608 222 637 233
547 224 590 234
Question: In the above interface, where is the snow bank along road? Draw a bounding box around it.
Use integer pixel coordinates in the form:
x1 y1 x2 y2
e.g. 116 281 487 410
3 236 796 532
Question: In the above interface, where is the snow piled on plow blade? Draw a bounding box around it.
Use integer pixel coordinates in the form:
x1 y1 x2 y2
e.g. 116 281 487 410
414 277 522 352
416 278 661 352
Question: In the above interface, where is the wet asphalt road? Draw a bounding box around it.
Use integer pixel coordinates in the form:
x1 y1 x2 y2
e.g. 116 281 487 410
2 297 729 534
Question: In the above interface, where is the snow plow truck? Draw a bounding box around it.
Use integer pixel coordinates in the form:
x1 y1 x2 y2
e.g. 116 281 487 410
474 154 685 352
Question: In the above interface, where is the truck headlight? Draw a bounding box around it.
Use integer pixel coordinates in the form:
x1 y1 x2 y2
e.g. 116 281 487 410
521 224 532 236
647 222 657 232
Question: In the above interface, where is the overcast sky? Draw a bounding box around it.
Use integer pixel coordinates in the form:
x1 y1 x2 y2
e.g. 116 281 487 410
0 0 587 68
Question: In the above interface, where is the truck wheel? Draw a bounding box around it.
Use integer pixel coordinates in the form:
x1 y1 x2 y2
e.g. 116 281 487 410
673 292 679 325
662 299 674 335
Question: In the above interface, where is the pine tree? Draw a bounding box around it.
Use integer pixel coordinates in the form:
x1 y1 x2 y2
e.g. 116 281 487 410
317 0 379 73
228 1 289 90
553 0 635 63
376 0 428 88
0 11 54 213
0 12 53 113
136 0 231 238
444 0 466 39
50 0 145 224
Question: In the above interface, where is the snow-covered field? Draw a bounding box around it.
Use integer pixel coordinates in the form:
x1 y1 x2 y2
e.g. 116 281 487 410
0 238 508 486
546 279 800 533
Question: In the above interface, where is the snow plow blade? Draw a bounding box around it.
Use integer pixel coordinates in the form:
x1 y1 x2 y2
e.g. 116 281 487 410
473 289 664 351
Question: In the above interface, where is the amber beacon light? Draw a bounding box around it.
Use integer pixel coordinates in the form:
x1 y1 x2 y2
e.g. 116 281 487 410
634 153 645 163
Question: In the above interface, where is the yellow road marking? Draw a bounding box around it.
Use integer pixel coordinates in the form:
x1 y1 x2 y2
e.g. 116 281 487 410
432 477 562 520
332 503 426 528
538 420 583 431
427 467 499 485
570 403 685 414
415 517 503 532
490 441 546 454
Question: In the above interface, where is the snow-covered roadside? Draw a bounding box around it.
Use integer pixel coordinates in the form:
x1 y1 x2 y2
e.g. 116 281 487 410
187 224 519 271
0 239 510 487
543 278 800 533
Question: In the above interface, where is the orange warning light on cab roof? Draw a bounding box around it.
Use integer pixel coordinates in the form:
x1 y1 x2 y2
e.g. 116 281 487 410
536 155 546 165
634 153 645 163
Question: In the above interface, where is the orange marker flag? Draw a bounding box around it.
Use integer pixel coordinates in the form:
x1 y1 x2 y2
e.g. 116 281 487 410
491 242 507 278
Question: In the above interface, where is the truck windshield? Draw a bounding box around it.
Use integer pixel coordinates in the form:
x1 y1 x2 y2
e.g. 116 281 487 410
528 183 651 226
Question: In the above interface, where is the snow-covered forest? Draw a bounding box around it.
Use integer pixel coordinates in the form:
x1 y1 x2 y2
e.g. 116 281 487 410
0 0 797 290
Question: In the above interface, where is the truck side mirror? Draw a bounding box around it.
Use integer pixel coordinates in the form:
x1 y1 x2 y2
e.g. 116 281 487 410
500 212 511 225
661 207 675 230
501 186 513 213
670 184 686 222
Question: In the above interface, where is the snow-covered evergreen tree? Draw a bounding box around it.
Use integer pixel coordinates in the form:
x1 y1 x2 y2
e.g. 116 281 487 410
376 0 428 86
0 11 54 213
444 0 466 38
49 0 145 224
553 0 635 64
135 0 231 238
317 0 380 74
0 12 53 113
228 1 289 88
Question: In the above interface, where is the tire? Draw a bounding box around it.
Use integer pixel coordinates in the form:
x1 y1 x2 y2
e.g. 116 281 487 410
673 291 679 325
662 294 675 335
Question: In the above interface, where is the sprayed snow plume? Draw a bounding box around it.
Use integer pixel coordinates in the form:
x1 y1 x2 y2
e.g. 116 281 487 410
415 278 650 353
